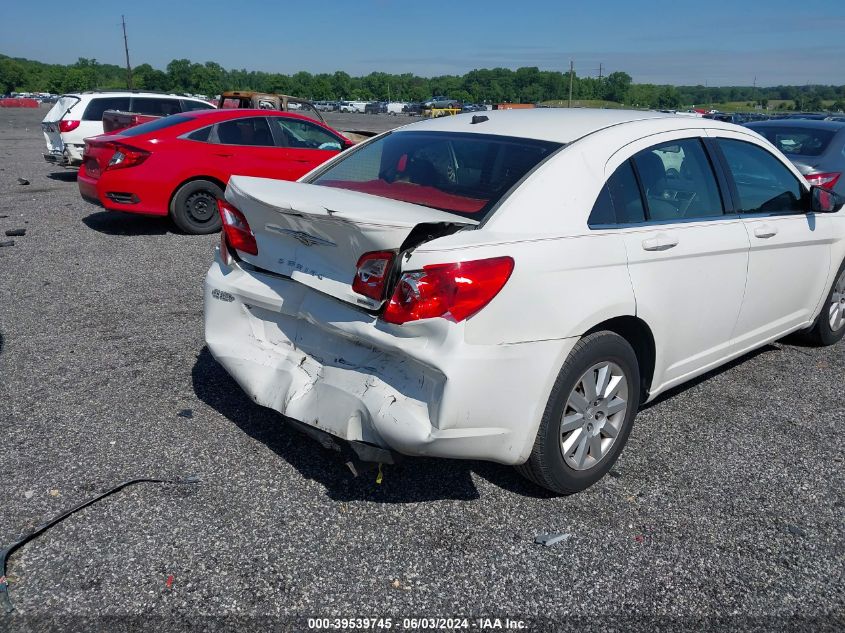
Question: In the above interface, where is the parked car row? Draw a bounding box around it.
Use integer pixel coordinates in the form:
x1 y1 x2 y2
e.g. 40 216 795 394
49 101 845 495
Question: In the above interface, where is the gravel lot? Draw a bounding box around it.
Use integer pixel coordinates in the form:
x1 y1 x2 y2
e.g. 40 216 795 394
0 105 843 632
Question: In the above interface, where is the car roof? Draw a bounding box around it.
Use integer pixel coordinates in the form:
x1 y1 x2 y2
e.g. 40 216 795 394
181 108 320 123
397 108 737 143
64 91 206 101
747 119 845 131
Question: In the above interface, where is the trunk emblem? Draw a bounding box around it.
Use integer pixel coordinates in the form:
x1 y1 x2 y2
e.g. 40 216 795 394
265 225 337 247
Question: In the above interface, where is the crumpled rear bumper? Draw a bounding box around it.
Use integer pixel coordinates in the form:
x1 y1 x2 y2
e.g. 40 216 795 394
203 250 575 464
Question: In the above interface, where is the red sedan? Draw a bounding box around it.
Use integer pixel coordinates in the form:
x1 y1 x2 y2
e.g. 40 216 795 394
78 109 353 233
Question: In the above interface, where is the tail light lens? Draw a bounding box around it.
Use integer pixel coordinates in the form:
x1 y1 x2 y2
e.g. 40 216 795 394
59 119 80 133
383 256 514 325
805 172 841 189
353 251 395 301
106 144 150 170
217 199 258 256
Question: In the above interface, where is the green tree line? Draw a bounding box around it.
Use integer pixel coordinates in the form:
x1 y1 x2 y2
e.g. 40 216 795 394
2 53 844 111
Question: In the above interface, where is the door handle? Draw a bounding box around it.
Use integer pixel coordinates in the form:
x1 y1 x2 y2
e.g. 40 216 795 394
214 153 234 158
753 225 778 239
642 233 679 252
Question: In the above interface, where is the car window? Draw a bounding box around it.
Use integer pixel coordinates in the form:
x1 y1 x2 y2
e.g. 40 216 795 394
181 99 214 112
82 97 131 121
130 97 182 117
632 138 723 221
118 115 192 137
214 117 274 146
311 131 561 220
186 125 212 142
588 161 647 226
269 117 342 150
717 139 804 214
749 126 836 157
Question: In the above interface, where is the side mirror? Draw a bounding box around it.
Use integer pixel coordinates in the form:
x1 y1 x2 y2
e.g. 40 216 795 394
811 185 845 213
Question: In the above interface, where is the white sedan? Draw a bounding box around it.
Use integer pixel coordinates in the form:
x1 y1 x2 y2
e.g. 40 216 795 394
203 109 845 494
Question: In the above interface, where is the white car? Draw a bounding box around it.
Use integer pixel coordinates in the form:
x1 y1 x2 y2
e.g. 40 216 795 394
41 91 214 166
203 109 845 494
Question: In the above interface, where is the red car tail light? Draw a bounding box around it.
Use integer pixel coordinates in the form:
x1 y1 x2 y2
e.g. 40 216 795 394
353 251 395 301
804 172 841 189
106 143 150 170
382 256 514 325
217 199 258 256
58 119 80 133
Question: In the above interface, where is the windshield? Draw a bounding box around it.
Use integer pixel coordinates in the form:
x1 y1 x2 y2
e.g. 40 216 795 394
309 131 561 220
751 126 837 157
118 115 193 137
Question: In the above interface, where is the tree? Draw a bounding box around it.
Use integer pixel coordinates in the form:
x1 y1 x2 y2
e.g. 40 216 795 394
0 58 24 94
603 71 632 103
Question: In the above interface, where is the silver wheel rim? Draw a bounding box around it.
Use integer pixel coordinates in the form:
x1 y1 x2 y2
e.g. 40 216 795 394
560 361 629 471
830 269 845 332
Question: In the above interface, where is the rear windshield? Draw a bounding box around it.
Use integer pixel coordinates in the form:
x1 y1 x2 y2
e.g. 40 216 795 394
118 115 192 137
309 131 561 219
751 126 837 157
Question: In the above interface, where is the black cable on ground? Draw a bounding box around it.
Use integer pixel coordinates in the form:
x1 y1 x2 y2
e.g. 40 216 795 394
0 475 200 614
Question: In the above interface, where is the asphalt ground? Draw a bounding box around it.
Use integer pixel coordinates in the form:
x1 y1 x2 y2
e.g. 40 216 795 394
0 105 843 632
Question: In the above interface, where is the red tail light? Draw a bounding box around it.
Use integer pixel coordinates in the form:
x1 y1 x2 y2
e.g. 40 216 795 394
805 172 841 189
353 251 395 301
383 256 514 325
58 119 80 133
217 199 258 256
106 143 150 170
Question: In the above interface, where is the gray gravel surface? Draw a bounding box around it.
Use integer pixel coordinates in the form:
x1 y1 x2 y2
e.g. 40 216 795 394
0 106 843 632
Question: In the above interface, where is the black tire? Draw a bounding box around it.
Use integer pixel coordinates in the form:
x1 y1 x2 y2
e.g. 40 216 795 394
170 179 224 234
802 259 845 346
516 331 641 495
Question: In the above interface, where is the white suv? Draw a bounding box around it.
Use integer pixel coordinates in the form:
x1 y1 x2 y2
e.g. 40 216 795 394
41 91 214 166
204 109 845 494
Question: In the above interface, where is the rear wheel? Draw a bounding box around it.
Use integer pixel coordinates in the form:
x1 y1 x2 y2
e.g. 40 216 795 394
803 260 845 346
170 179 223 234
516 331 641 495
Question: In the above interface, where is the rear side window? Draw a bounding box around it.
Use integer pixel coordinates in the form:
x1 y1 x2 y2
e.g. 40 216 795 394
186 126 212 142
588 161 647 226
310 131 561 220
181 99 214 112
631 139 723 221
717 139 804 214
130 97 182 116
748 126 835 157
214 117 274 146
118 115 192 137
83 97 130 121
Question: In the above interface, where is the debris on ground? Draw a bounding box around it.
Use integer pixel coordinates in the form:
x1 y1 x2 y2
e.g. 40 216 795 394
608 470 622 478
165 574 175 590
0 214 8 218
0 240 13 247
5 229 25 237
48 489 60 497
23 491 34 500
177 409 194 419
534 532 572 547
787 524 806 537
16 178 29 185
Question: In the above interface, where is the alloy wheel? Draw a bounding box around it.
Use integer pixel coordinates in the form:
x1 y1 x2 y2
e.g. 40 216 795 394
830 269 845 332
560 361 629 471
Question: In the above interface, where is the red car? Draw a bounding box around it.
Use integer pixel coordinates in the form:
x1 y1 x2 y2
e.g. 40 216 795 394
78 109 353 233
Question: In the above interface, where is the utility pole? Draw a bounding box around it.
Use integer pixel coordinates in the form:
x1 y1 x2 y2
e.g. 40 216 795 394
568 59 574 108
598 63 603 81
122 15 133 89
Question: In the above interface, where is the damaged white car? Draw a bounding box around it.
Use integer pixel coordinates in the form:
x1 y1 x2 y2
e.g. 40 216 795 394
204 109 845 494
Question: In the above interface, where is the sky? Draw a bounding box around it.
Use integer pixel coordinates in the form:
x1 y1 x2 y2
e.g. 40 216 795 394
2 0 844 86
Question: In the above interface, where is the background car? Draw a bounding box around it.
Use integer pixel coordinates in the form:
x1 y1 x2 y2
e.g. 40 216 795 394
78 109 352 233
41 91 214 167
364 101 387 114
746 119 845 195
204 109 845 495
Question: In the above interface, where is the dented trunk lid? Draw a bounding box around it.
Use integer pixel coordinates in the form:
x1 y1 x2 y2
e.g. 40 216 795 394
226 176 477 309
